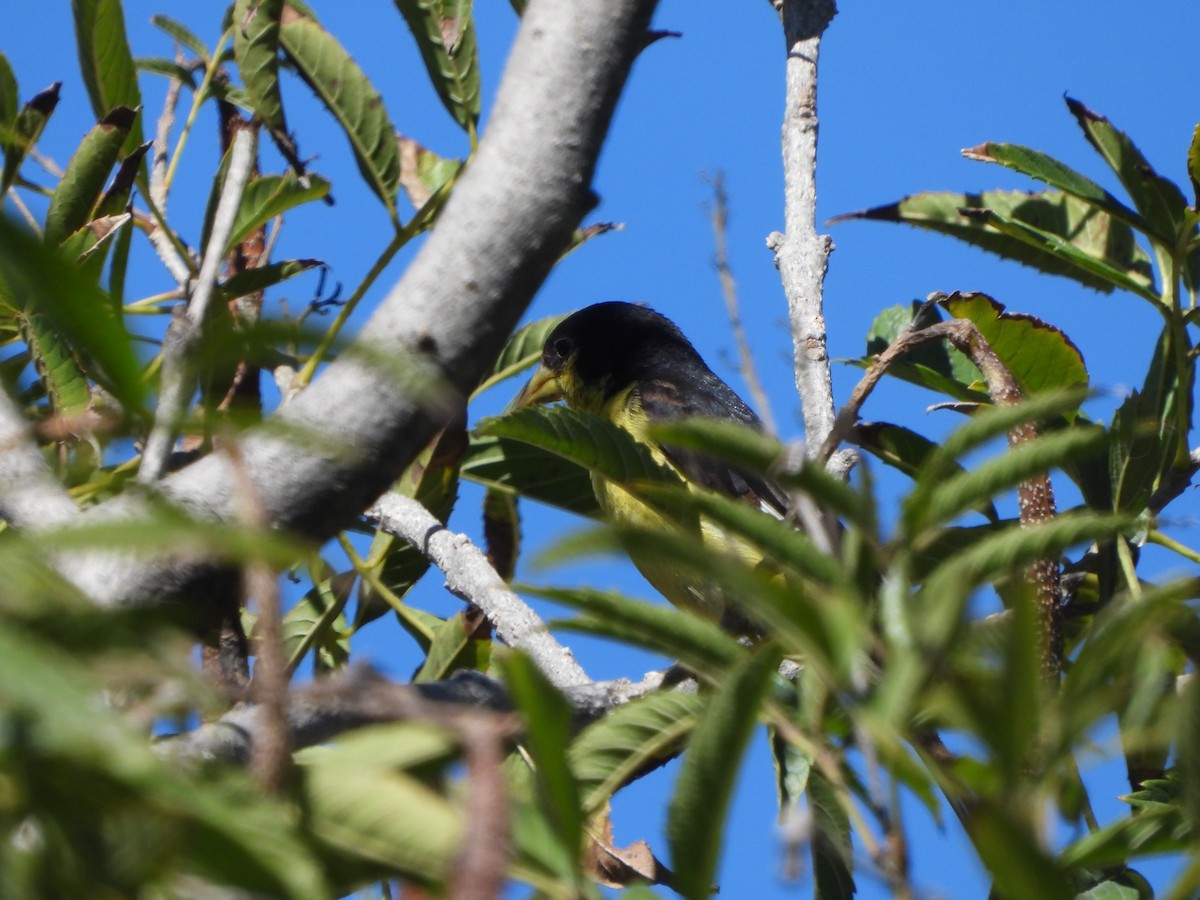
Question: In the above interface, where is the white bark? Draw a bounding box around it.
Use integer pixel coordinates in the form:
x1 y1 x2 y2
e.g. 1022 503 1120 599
56 0 660 609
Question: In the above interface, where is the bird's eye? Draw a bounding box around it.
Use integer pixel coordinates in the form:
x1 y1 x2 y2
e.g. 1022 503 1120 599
552 337 574 359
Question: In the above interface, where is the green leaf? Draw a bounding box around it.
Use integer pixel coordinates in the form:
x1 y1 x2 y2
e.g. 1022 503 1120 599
71 0 144 156
234 0 300 169
414 609 491 681
214 258 323 305
960 205 1159 302
479 405 683 492
570 689 705 814
279 7 400 218
807 768 856 900
940 292 1089 397
475 313 568 397
526 584 744 676
0 216 145 413
971 804 1075 900
861 301 986 401
838 189 1156 298
668 645 780 900
1066 96 1190 246
44 106 137 246
150 14 210 59
299 722 463 879
1188 123 1200 208
962 141 1148 233
852 421 999 521
0 52 18 128
648 417 868 527
462 431 599 517
397 133 463 212
281 570 352 674
501 653 584 867
1 81 61 195
393 0 482 130
201 167 331 255
134 56 199 87
15 308 91 416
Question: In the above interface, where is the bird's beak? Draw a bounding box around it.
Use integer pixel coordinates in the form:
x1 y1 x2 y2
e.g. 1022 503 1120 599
509 363 563 411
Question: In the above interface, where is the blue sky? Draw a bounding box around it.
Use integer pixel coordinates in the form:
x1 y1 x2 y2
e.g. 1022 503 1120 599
5 1 1200 897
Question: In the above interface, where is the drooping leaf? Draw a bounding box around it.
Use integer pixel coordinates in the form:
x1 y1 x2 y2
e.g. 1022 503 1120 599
234 0 303 171
15 309 91 416
462 431 599 517
837 189 1156 299
150 14 210 60
862 301 985 401
414 609 491 681
281 570 353 674
71 0 144 156
479 405 682 493
526 584 744 676
852 421 999 521
1 82 61 195
201 166 331 256
807 767 856 900
0 53 18 128
0 216 145 413
44 106 137 246
667 645 780 900
392 0 482 130
940 291 1089 398
1066 97 1189 246
279 6 400 218
1188 123 1200 208
214 258 324 305
570 689 706 815
962 141 1147 233
298 722 463 880
397 134 463 212
502 653 584 864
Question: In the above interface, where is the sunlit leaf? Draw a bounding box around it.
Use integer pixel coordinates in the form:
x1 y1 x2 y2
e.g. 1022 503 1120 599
837 189 1156 298
397 134 462 213
280 6 400 218
570 689 705 814
44 106 136 246
150 14 210 60
940 292 1088 398
852 421 999 521
668 645 779 900
71 0 144 156
1 82 60 194
392 0 481 130
462 432 598 518
1066 97 1189 246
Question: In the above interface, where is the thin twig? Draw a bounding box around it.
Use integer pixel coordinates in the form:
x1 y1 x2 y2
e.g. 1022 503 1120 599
366 491 592 690
707 171 777 435
225 437 290 792
139 128 257 483
146 63 191 285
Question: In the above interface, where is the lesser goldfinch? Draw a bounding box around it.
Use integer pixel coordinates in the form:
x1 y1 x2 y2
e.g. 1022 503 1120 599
514 301 786 622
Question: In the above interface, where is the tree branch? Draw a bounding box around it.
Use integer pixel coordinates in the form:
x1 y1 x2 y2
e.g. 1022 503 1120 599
0 386 78 527
139 127 257 483
768 0 838 451
366 491 591 691
55 0 660 612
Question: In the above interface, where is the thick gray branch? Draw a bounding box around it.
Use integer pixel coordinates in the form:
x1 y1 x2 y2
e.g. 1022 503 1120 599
56 0 659 610
768 0 837 450
159 664 671 766
367 492 590 690
0 387 78 527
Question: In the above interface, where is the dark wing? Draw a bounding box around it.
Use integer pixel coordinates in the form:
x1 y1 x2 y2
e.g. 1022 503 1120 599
637 367 789 516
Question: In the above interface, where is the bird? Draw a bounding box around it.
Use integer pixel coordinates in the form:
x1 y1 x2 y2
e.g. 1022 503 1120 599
513 301 788 624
